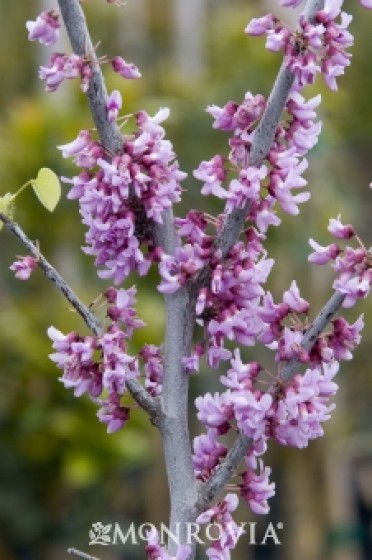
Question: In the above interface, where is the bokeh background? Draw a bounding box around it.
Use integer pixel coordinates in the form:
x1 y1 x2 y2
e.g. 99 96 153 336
1 1 372 559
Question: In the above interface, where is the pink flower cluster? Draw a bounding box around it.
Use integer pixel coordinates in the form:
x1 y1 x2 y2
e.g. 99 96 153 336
194 89 321 228
192 216 367 514
309 216 372 308
47 287 160 433
145 528 191 560
39 52 92 93
60 108 186 284
27 11 141 94
26 10 60 46
10 255 38 280
193 334 362 513
196 494 244 558
246 1 354 91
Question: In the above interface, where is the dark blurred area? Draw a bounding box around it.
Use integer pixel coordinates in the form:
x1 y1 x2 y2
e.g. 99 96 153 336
0 1 372 559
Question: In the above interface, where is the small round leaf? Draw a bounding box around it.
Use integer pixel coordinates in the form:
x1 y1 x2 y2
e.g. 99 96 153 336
31 168 61 212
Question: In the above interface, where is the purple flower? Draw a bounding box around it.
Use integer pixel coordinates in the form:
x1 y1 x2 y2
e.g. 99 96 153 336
195 392 233 433
47 326 102 398
58 130 93 158
106 90 122 122
333 271 372 308
193 155 228 199
233 390 273 442
39 53 89 93
272 364 339 448
225 165 267 213
10 255 38 280
100 325 139 394
328 316 364 360
97 393 130 433
280 0 304 6
192 429 227 480
197 495 243 557
145 527 191 560
240 458 275 515
277 327 309 362
105 286 146 336
26 10 60 46
221 349 261 391
245 14 276 37
328 215 355 239
111 56 141 79
140 344 164 396
283 280 309 314
308 239 341 264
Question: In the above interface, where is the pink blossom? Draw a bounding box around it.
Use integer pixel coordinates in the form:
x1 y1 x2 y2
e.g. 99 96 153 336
327 215 355 239
283 280 310 314
197 495 244 557
277 328 309 362
10 255 38 280
266 28 290 53
145 528 191 560
360 0 372 8
47 326 102 398
308 239 341 264
39 53 90 93
26 10 60 46
140 344 163 396
58 130 93 158
225 165 267 212
328 316 364 360
221 349 261 392
245 14 276 36
233 390 273 442
206 101 239 131
106 90 122 122
192 429 227 480
272 365 338 448
193 155 228 198
280 0 304 6
240 458 275 515
182 344 204 374
333 271 372 308
105 286 145 336
97 393 130 433
195 392 234 433
111 56 141 79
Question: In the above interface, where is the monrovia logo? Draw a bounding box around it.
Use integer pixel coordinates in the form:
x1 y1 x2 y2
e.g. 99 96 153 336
88 521 283 547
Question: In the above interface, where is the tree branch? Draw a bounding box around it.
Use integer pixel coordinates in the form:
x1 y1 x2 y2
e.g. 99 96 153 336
67 548 101 560
57 0 196 547
57 0 178 256
0 212 101 335
215 0 325 259
0 212 159 418
198 289 345 509
57 0 122 155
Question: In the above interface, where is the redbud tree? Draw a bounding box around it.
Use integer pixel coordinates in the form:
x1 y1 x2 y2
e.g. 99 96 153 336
1 0 372 558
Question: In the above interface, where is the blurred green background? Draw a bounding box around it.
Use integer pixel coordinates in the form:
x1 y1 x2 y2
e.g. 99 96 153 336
1 1 372 559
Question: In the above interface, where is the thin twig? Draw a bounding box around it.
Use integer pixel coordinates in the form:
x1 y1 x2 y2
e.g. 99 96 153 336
0 212 160 418
67 548 101 560
0 211 101 335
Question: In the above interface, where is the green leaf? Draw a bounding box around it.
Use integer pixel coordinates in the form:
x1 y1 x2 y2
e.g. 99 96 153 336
0 193 15 231
31 167 61 212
